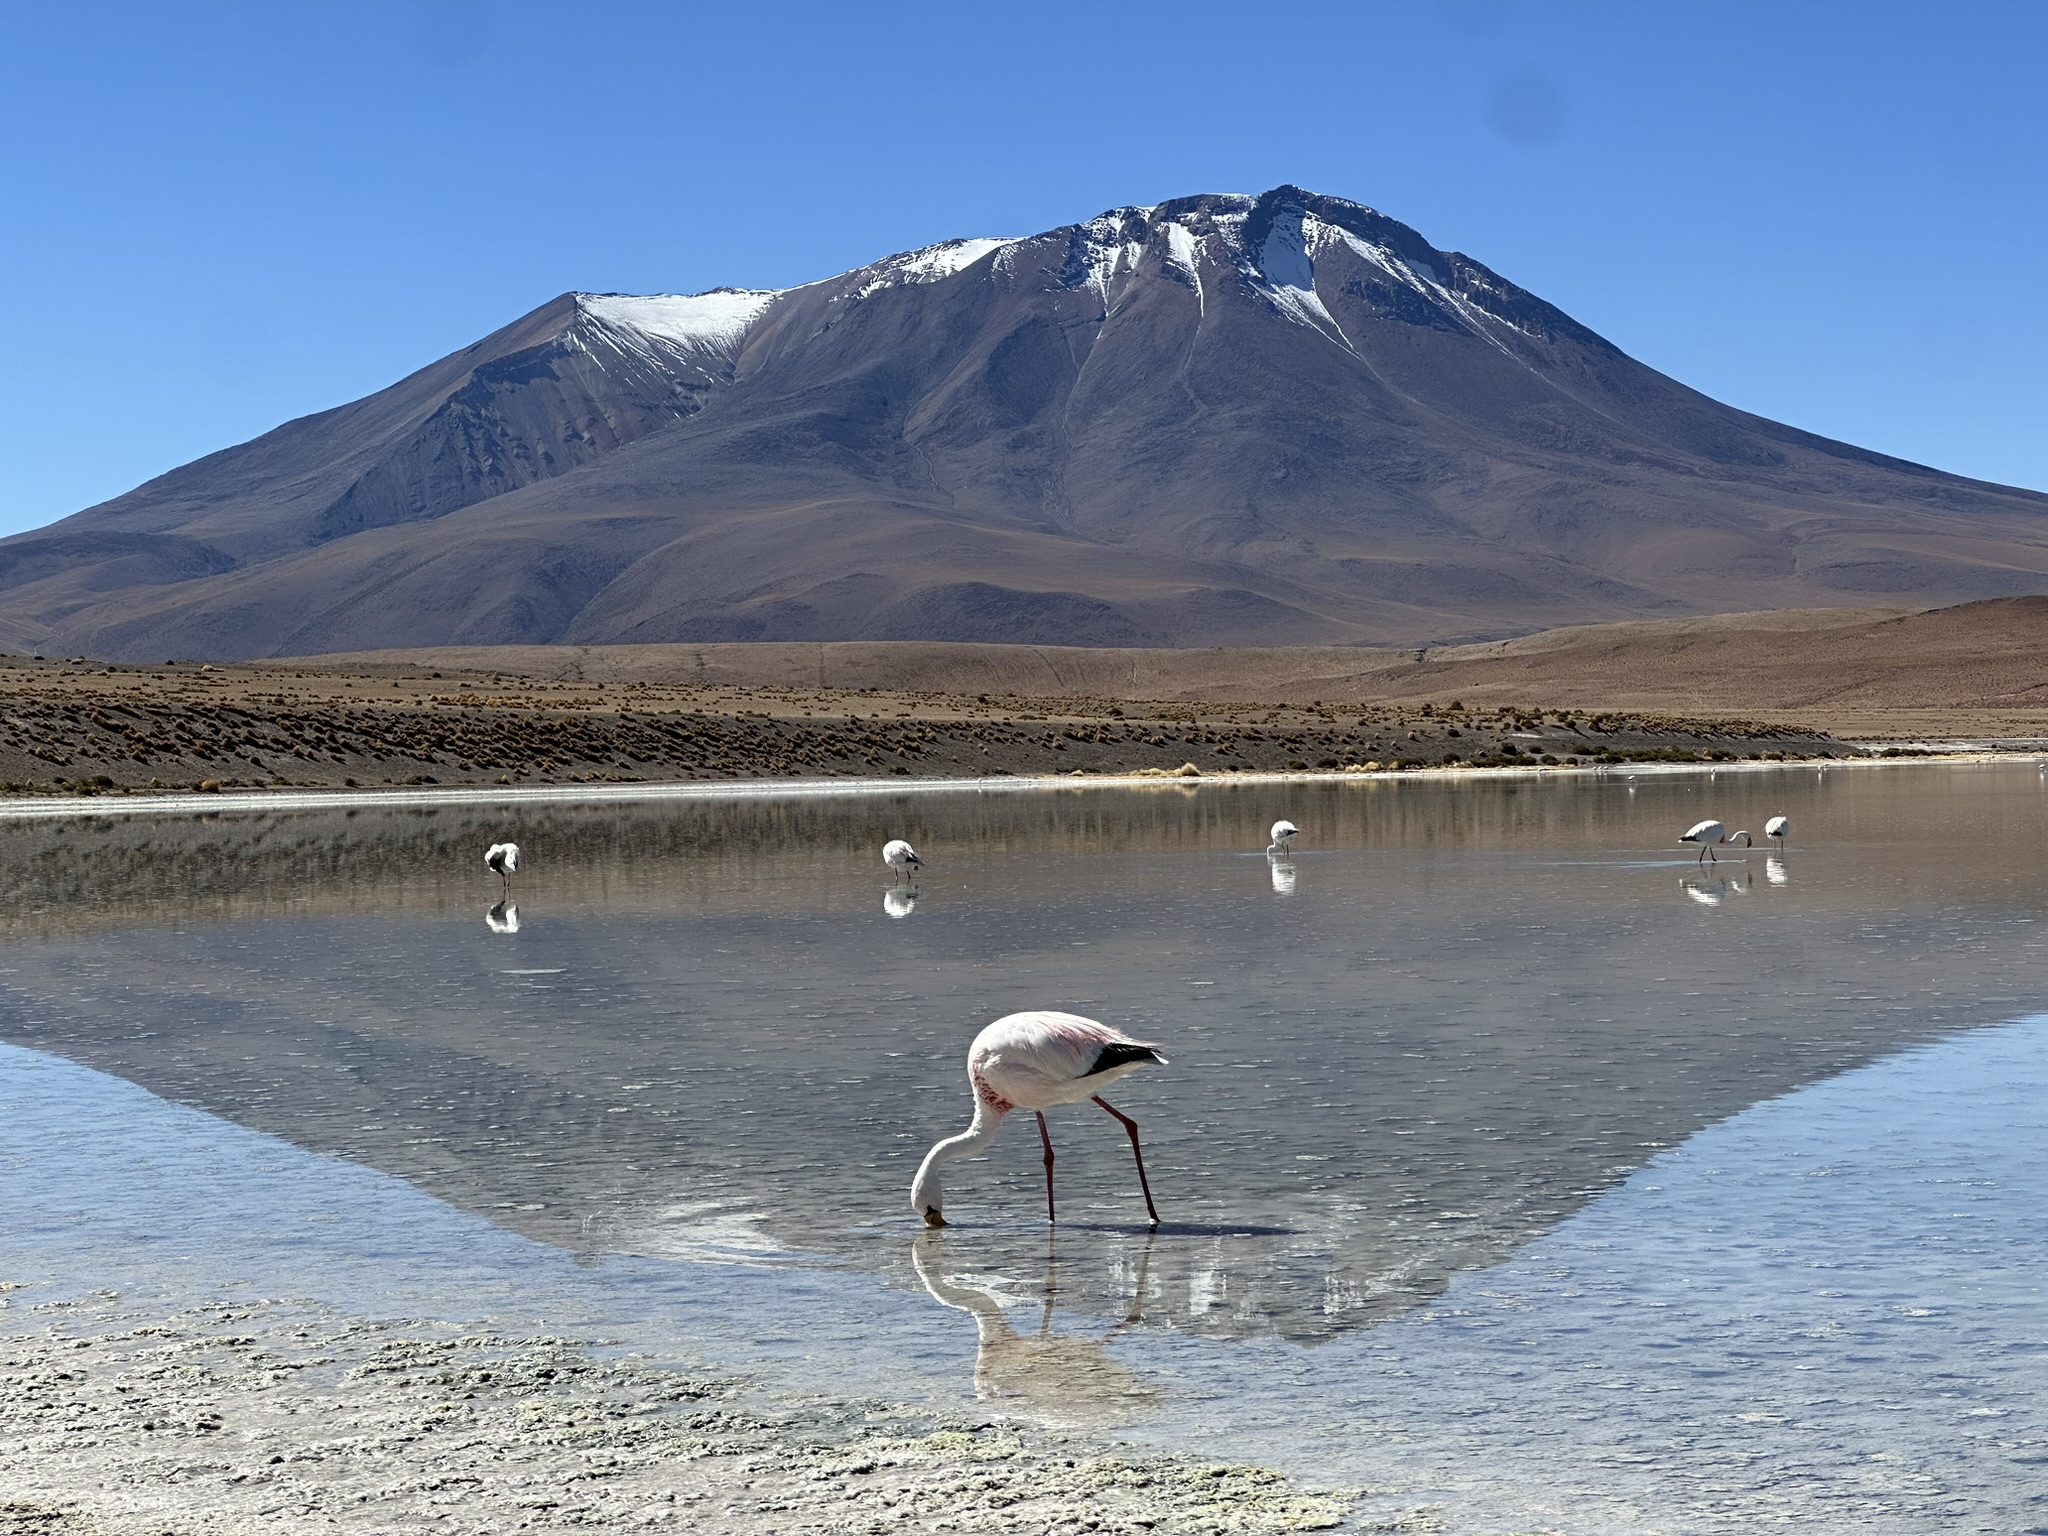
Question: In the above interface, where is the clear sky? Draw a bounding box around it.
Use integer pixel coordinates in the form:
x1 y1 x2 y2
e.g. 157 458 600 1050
3 0 2043 536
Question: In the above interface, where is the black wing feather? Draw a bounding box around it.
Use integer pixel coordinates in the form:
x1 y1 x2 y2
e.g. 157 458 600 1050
1085 1041 1163 1076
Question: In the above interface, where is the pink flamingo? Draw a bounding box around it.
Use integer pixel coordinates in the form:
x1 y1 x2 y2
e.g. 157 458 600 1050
1679 819 1751 863
911 1011 1168 1228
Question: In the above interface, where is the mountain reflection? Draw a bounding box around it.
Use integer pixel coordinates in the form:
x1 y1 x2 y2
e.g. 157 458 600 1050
1 768 2043 1342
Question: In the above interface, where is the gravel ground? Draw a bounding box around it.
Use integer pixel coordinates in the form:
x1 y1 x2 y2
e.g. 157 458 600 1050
0 654 1845 799
0 1286 1368 1536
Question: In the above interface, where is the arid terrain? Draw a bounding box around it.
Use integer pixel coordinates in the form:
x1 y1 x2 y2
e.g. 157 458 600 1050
318 595 2048 735
3 595 2046 798
0 654 1839 800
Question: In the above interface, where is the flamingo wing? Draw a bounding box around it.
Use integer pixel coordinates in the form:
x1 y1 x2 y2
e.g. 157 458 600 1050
972 1011 1166 1110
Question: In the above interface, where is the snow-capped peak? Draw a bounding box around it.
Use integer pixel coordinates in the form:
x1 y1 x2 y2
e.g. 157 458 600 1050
847 237 1018 300
576 289 782 357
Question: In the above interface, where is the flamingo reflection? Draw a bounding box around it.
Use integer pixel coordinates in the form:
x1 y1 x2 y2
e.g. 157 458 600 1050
884 885 919 919
911 1230 1160 1424
486 899 520 934
1766 855 1790 887
1269 859 1297 896
1680 873 1748 907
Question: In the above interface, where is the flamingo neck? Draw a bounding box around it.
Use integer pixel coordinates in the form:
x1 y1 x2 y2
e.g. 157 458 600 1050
911 1096 1007 1216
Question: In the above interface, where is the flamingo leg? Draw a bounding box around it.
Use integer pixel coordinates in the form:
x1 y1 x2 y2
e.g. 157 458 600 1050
1092 1095 1160 1227
1035 1111 1057 1225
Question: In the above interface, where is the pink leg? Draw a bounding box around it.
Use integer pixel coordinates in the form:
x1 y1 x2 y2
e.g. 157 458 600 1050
1036 1111 1057 1225
1093 1095 1160 1226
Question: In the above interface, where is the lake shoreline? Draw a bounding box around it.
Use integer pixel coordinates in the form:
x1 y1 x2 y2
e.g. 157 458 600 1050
0 1284 1357 1535
0 746 2036 821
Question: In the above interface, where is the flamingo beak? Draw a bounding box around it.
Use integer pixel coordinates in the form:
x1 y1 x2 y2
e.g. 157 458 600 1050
922 1207 947 1228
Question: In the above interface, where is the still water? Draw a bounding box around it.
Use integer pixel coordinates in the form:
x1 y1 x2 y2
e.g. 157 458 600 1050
3 765 2045 1531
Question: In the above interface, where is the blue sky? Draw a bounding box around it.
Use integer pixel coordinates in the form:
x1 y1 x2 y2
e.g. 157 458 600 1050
3 1 2043 536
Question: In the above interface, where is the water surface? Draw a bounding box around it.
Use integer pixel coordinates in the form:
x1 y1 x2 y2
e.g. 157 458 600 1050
3 764 2045 1529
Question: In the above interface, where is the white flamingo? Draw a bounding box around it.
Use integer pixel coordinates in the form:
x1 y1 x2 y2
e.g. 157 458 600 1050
1266 819 1299 855
485 841 521 893
1765 814 1789 850
883 838 924 880
1679 820 1751 863
912 1011 1167 1228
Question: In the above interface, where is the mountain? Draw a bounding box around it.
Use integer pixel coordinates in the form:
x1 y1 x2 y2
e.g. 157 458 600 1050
6 186 2047 660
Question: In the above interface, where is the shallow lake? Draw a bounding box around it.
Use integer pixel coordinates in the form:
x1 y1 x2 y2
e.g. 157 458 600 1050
4 763 2045 1532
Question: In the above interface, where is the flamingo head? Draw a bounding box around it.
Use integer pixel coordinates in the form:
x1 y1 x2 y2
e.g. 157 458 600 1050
910 1163 946 1225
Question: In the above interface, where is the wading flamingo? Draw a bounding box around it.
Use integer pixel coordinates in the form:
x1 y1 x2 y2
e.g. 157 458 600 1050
1765 814 1789 850
912 1011 1167 1228
1267 819 1299 855
485 841 521 893
883 839 924 880
1679 820 1751 863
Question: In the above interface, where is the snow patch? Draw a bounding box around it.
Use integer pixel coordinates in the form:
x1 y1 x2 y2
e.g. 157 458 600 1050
577 289 779 357
1063 212 1150 304
850 237 1016 299
1162 221 1204 314
1251 209 1354 352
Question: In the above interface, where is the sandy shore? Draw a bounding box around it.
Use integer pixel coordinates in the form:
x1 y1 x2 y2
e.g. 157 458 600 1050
0 1284 1360 1536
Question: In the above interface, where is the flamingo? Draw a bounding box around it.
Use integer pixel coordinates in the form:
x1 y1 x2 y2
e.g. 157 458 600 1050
1267 819 1299 855
485 841 521 893
883 838 924 880
912 1011 1167 1228
1679 820 1751 863
1765 814 1789 850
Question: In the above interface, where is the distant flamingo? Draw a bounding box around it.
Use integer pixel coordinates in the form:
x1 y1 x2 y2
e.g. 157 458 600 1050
1765 814 1789 850
883 838 924 880
1267 819 1299 854
1679 820 1751 863
912 1011 1167 1228
485 841 521 893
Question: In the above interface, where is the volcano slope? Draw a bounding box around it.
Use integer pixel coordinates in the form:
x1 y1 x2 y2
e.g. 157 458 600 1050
2 187 2045 662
